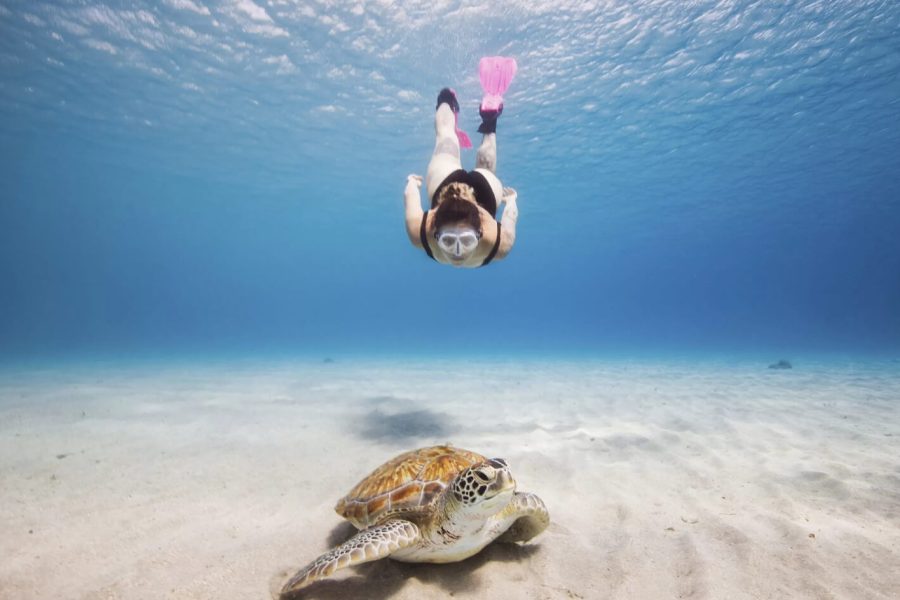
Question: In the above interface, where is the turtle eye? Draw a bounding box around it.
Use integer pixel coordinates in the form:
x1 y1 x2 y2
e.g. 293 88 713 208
473 468 492 483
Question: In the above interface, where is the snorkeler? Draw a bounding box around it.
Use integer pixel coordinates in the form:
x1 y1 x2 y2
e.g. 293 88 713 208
404 57 519 268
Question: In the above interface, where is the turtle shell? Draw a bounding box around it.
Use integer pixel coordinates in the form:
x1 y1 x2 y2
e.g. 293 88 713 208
335 445 486 529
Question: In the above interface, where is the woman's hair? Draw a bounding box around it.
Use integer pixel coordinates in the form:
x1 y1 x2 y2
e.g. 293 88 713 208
433 183 482 236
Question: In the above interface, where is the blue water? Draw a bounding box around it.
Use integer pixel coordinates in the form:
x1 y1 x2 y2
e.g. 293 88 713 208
1 0 899 362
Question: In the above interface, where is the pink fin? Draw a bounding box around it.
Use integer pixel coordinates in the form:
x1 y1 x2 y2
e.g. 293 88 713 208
456 128 472 149
479 56 517 111
454 111 472 149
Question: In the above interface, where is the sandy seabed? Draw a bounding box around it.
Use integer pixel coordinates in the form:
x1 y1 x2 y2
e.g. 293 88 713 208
0 358 898 600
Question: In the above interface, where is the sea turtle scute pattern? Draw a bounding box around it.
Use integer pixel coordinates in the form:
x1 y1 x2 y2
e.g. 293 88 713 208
335 445 486 529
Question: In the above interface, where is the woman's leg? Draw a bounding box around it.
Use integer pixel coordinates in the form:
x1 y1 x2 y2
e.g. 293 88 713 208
425 101 463 202
475 129 502 206
475 132 497 173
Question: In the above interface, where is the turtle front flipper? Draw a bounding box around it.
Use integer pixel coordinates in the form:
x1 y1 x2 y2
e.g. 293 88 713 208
497 492 550 543
281 519 419 596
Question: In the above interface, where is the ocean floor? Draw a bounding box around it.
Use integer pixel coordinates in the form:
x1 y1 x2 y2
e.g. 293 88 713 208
1 357 899 599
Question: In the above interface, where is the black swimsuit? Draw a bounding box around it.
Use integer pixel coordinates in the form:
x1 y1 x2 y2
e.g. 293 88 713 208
420 169 502 267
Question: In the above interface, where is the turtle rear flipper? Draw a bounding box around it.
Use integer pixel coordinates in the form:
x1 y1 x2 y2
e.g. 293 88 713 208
281 519 419 596
496 492 549 543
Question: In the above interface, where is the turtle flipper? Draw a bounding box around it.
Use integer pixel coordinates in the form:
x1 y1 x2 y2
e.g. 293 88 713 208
497 492 549 543
281 519 419 596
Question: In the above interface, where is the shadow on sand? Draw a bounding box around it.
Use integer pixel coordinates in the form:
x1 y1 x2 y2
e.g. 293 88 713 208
355 403 457 442
278 521 541 600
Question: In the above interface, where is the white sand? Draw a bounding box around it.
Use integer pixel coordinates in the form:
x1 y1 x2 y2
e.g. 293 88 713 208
1 358 899 599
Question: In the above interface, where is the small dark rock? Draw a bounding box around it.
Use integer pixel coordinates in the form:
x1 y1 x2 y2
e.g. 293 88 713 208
56 454 68 460
768 359 793 370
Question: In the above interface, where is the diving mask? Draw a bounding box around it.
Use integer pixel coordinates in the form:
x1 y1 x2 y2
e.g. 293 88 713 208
437 230 480 256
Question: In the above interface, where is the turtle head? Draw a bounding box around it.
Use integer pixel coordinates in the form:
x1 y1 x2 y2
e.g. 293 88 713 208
452 458 515 511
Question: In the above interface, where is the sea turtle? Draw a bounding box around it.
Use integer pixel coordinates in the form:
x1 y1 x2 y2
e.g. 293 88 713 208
281 444 549 596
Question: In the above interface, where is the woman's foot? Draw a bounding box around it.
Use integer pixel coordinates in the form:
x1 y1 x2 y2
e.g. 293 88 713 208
477 105 502 134
436 88 460 113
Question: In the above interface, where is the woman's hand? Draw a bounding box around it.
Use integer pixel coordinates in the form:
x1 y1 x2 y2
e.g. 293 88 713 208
407 174 423 188
502 187 517 204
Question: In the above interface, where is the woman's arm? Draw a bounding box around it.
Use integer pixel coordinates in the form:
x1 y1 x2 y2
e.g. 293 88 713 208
404 174 424 248
495 187 518 259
